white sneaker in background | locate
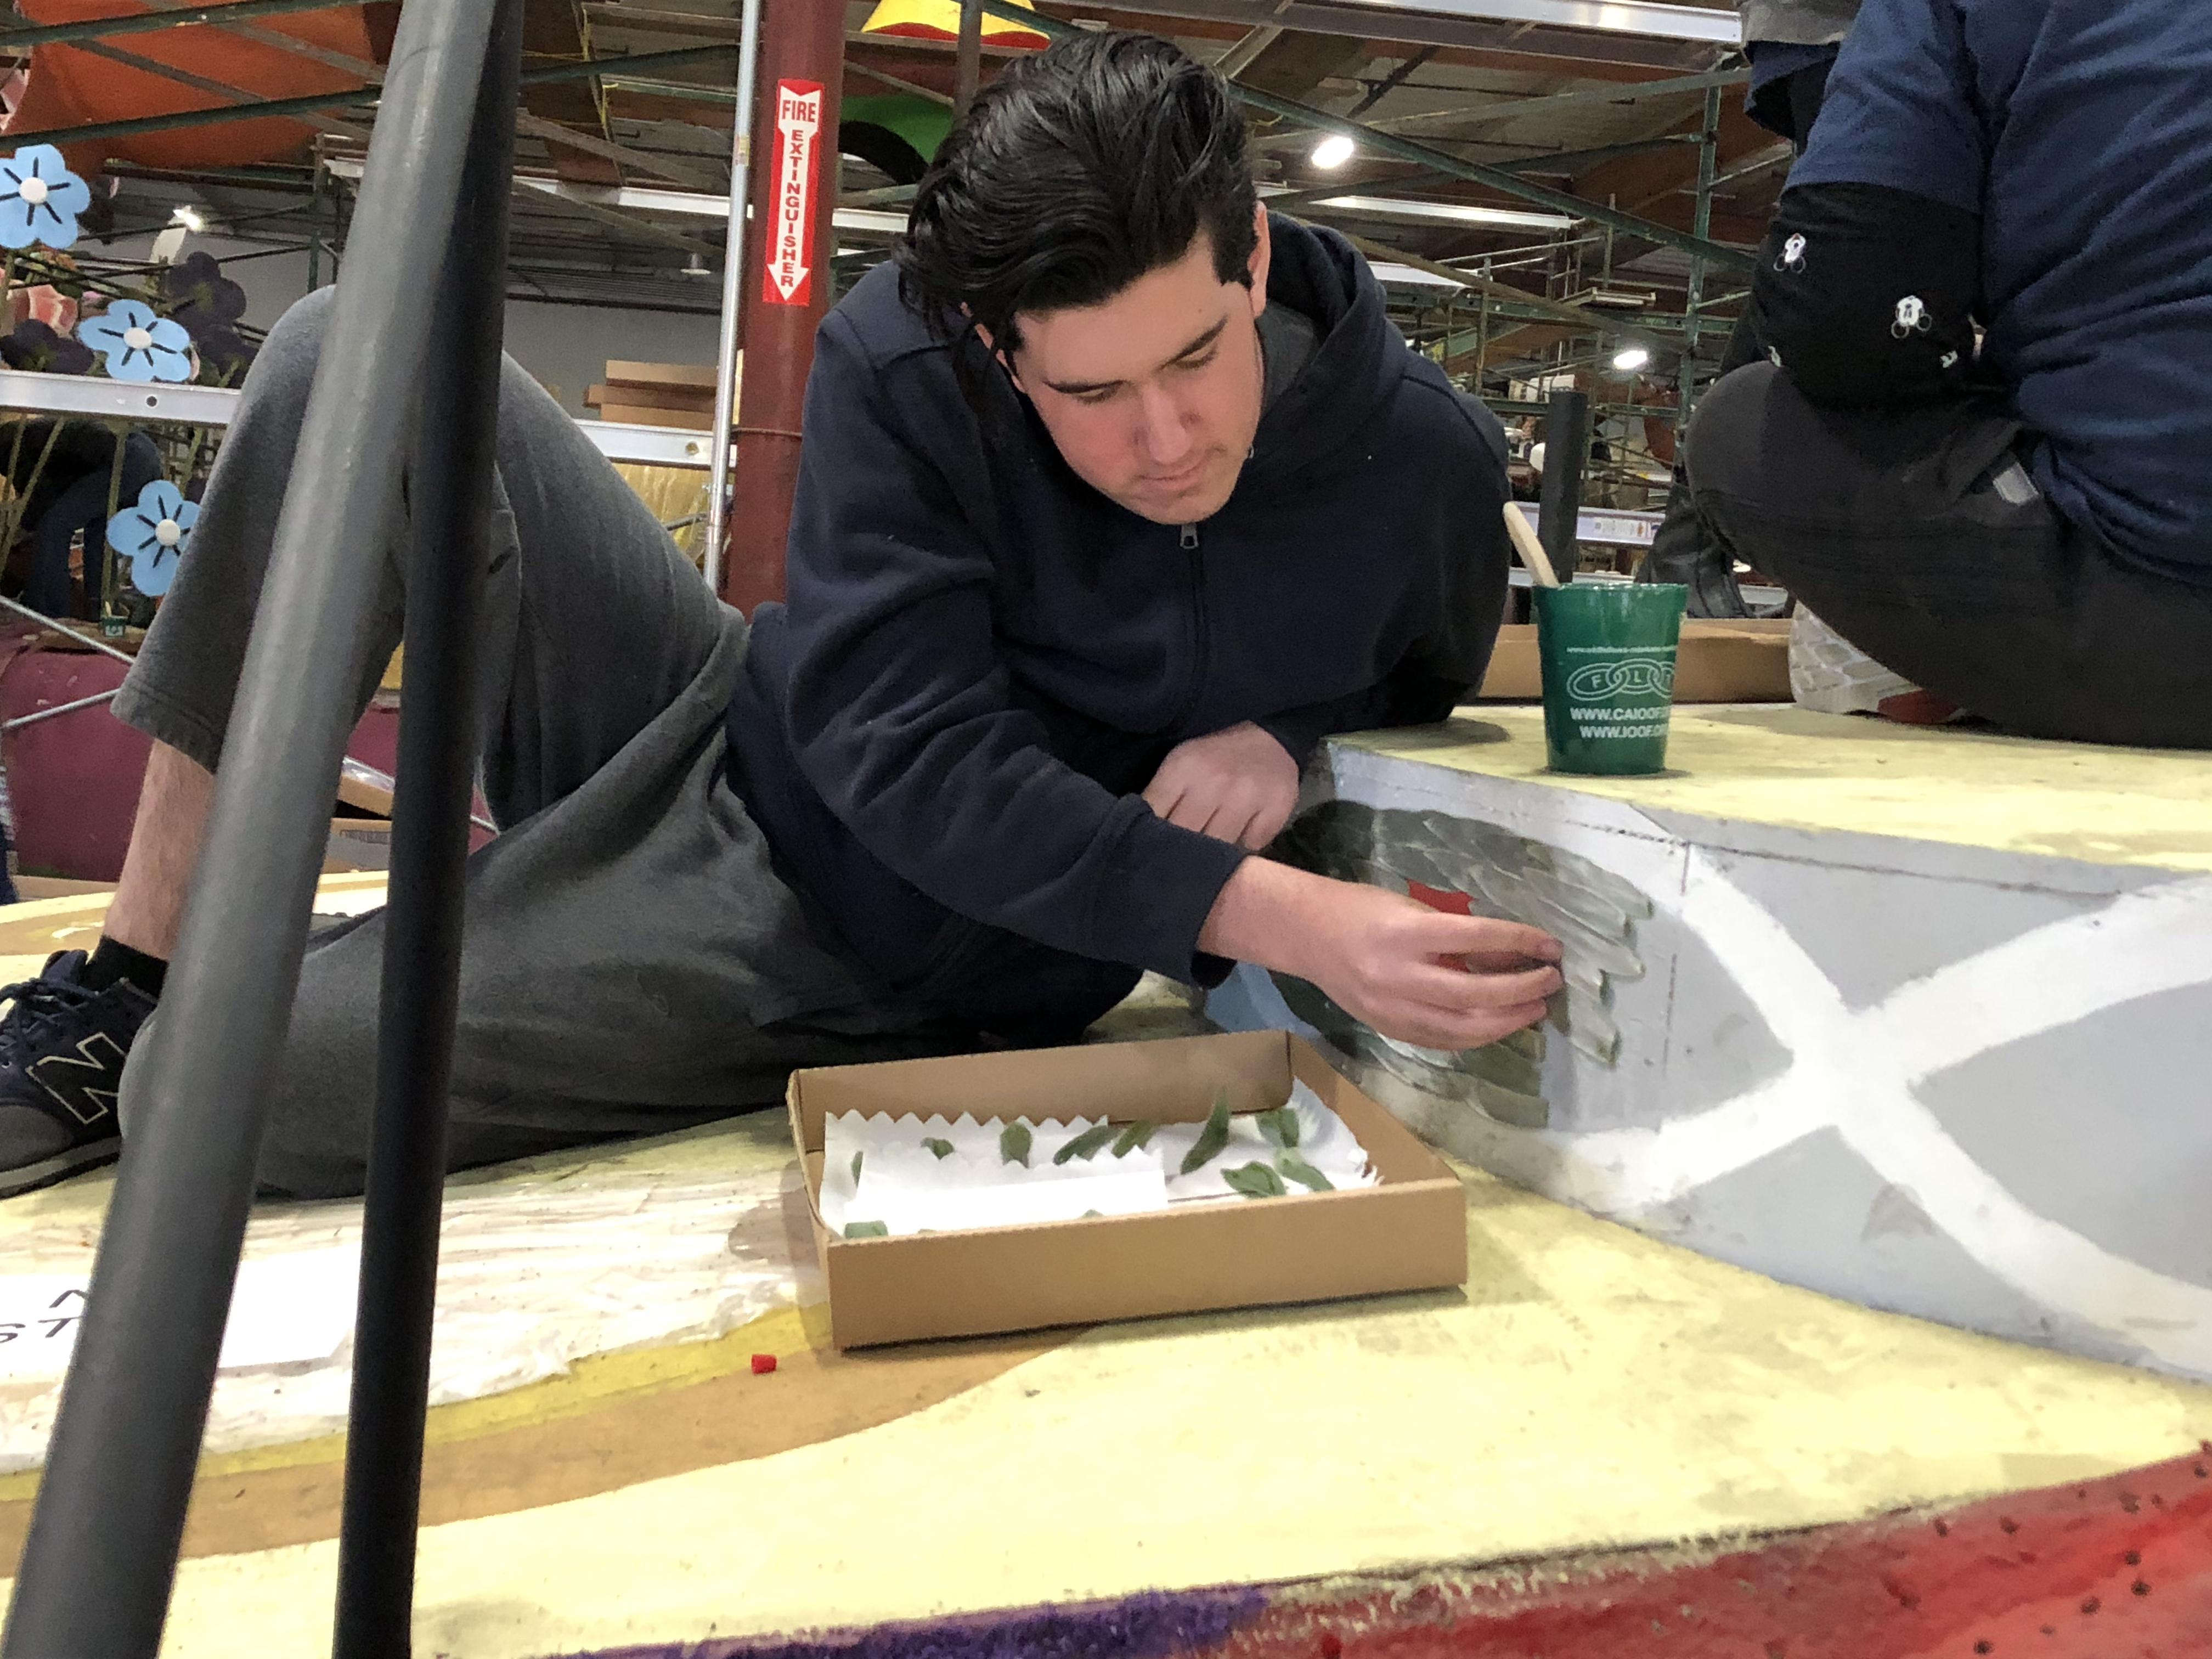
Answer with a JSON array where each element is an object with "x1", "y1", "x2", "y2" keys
[{"x1": 1788, "y1": 606, "x2": 1965, "y2": 725}]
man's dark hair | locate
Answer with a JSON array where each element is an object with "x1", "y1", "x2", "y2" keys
[{"x1": 896, "y1": 30, "x2": 1259, "y2": 358}]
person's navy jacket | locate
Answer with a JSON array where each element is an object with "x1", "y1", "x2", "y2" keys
[{"x1": 725, "y1": 215, "x2": 1509, "y2": 1039}]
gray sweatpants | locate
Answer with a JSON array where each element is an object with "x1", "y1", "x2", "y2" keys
[{"x1": 114, "y1": 290, "x2": 960, "y2": 1199}]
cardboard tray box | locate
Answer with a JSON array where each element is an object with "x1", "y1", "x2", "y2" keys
[
  {"x1": 1477, "y1": 617, "x2": 1792, "y2": 703},
  {"x1": 787, "y1": 1029, "x2": 1468, "y2": 1349}
]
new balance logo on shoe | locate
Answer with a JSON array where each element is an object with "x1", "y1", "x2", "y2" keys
[
  {"x1": 28, "y1": 1031, "x2": 127, "y2": 1126},
  {"x1": 0, "y1": 950, "x2": 154, "y2": 1198}
]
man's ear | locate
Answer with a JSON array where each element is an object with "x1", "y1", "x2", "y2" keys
[
  {"x1": 970, "y1": 320, "x2": 1026, "y2": 394},
  {"x1": 1246, "y1": 202, "x2": 1272, "y2": 318}
]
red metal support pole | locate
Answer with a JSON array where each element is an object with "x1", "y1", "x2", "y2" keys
[{"x1": 720, "y1": 0, "x2": 843, "y2": 613}]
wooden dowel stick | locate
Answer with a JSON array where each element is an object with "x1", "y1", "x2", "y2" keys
[{"x1": 1502, "y1": 502, "x2": 1562, "y2": 589}]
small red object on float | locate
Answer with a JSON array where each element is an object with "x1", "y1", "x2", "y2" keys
[{"x1": 750, "y1": 1353, "x2": 778, "y2": 1375}]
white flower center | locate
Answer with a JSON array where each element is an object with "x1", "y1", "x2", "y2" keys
[
  {"x1": 154, "y1": 518, "x2": 181, "y2": 548},
  {"x1": 123, "y1": 325, "x2": 153, "y2": 351},
  {"x1": 17, "y1": 177, "x2": 47, "y2": 206}
]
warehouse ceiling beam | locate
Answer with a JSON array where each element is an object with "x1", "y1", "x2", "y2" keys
[
  {"x1": 1245, "y1": 64, "x2": 1748, "y2": 149},
  {"x1": 0, "y1": 0, "x2": 348, "y2": 51},
  {"x1": 982, "y1": 0, "x2": 1751, "y2": 270},
  {"x1": 67, "y1": 32, "x2": 373, "y2": 140},
  {"x1": 0, "y1": 86, "x2": 370, "y2": 149},
  {"x1": 0, "y1": 41, "x2": 735, "y2": 150},
  {"x1": 522, "y1": 0, "x2": 622, "y2": 185},
  {"x1": 1494, "y1": 133, "x2": 1696, "y2": 173},
  {"x1": 846, "y1": 58, "x2": 955, "y2": 106},
  {"x1": 528, "y1": 40, "x2": 736, "y2": 84},
  {"x1": 1261, "y1": 165, "x2": 1453, "y2": 216},
  {"x1": 1337, "y1": 227, "x2": 1667, "y2": 348},
  {"x1": 1232, "y1": 86, "x2": 1754, "y2": 268},
  {"x1": 1077, "y1": 0, "x2": 1737, "y2": 48},
  {"x1": 1087, "y1": 0, "x2": 1727, "y2": 71},
  {"x1": 224, "y1": 14, "x2": 725, "y2": 189}
]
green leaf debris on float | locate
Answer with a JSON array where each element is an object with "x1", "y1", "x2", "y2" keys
[
  {"x1": 1000, "y1": 1120, "x2": 1034, "y2": 1167},
  {"x1": 1053, "y1": 1123, "x2": 1118, "y2": 1164},
  {"x1": 1180, "y1": 1090, "x2": 1233, "y2": 1176},
  {"x1": 1278, "y1": 1154, "x2": 1334, "y2": 1192},
  {"x1": 1111, "y1": 1120, "x2": 1158, "y2": 1158},
  {"x1": 1256, "y1": 1106, "x2": 1300, "y2": 1149},
  {"x1": 1222, "y1": 1162, "x2": 1288, "y2": 1199},
  {"x1": 922, "y1": 1137, "x2": 954, "y2": 1160},
  {"x1": 850, "y1": 1150, "x2": 864, "y2": 1183},
  {"x1": 843, "y1": 1220, "x2": 890, "y2": 1238}
]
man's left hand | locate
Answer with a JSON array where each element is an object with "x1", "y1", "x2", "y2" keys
[{"x1": 1142, "y1": 721, "x2": 1300, "y2": 850}]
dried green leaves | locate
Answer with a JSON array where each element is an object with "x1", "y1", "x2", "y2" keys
[
  {"x1": 1278, "y1": 1154, "x2": 1334, "y2": 1192},
  {"x1": 1111, "y1": 1120, "x2": 1158, "y2": 1158},
  {"x1": 1222, "y1": 1162, "x2": 1288, "y2": 1199},
  {"x1": 1053, "y1": 1124, "x2": 1118, "y2": 1165},
  {"x1": 923, "y1": 1137, "x2": 954, "y2": 1160},
  {"x1": 843, "y1": 1220, "x2": 889, "y2": 1239},
  {"x1": 1180, "y1": 1090, "x2": 1233, "y2": 1175},
  {"x1": 999, "y1": 1120, "x2": 1033, "y2": 1167},
  {"x1": 1256, "y1": 1107, "x2": 1301, "y2": 1149}
]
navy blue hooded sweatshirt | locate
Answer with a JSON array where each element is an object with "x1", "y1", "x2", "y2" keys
[{"x1": 724, "y1": 216, "x2": 1509, "y2": 1039}]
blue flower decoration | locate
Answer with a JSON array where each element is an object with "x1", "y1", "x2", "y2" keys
[
  {"x1": 78, "y1": 300, "x2": 193, "y2": 384},
  {"x1": 0, "y1": 146, "x2": 91, "y2": 250},
  {"x1": 105, "y1": 479, "x2": 197, "y2": 596}
]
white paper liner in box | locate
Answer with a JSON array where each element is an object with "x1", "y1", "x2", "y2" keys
[
  {"x1": 1156, "y1": 1079, "x2": 1375, "y2": 1201},
  {"x1": 820, "y1": 1080, "x2": 1375, "y2": 1238}
]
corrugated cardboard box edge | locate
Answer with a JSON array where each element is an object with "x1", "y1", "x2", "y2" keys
[
  {"x1": 1479, "y1": 617, "x2": 1792, "y2": 702},
  {"x1": 787, "y1": 1029, "x2": 1469, "y2": 1349}
]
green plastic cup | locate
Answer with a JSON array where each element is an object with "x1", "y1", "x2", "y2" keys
[{"x1": 1532, "y1": 582, "x2": 1688, "y2": 776}]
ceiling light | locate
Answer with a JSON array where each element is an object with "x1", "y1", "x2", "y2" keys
[
  {"x1": 171, "y1": 205, "x2": 204, "y2": 232},
  {"x1": 1611, "y1": 346, "x2": 1652, "y2": 373},
  {"x1": 1310, "y1": 133, "x2": 1356, "y2": 170},
  {"x1": 1273, "y1": 193, "x2": 1577, "y2": 232}
]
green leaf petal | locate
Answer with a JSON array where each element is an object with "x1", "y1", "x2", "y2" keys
[
  {"x1": 1053, "y1": 1123, "x2": 1118, "y2": 1164},
  {"x1": 1222, "y1": 1161, "x2": 1288, "y2": 1199},
  {"x1": 1278, "y1": 1154, "x2": 1334, "y2": 1192},
  {"x1": 850, "y1": 1150, "x2": 864, "y2": 1182},
  {"x1": 922, "y1": 1137, "x2": 954, "y2": 1160},
  {"x1": 1111, "y1": 1120, "x2": 1158, "y2": 1158},
  {"x1": 843, "y1": 1220, "x2": 889, "y2": 1239},
  {"x1": 999, "y1": 1120, "x2": 1033, "y2": 1167},
  {"x1": 1180, "y1": 1089, "x2": 1233, "y2": 1176},
  {"x1": 1256, "y1": 1107, "x2": 1301, "y2": 1149}
]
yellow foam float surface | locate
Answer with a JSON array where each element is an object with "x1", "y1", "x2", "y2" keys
[
  {"x1": 1348, "y1": 704, "x2": 2212, "y2": 871},
  {"x1": 4, "y1": 850, "x2": 2212, "y2": 1655}
]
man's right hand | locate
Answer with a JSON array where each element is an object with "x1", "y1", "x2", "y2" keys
[{"x1": 1198, "y1": 859, "x2": 1563, "y2": 1052}]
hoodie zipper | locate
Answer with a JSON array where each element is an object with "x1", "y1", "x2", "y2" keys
[{"x1": 1173, "y1": 522, "x2": 1207, "y2": 728}]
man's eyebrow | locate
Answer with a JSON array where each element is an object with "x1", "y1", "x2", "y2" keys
[{"x1": 1041, "y1": 318, "x2": 1229, "y2": 396}]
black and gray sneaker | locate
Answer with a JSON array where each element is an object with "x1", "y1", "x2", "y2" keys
[{"x1": 0, "y1": 950, "x2": 155, "y2": 1199}]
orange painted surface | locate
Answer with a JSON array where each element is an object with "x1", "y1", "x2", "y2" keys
[{"x1": 6, "y1": 0, "x2": 396, "y2": 175}]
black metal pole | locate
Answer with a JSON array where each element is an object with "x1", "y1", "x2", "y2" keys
[
  {"x1": 1537, "y1": 387, "x2": 1592, "y2": 583},
  {"x1": 0, "y1": 1, "x2": 501, "y2": 1654},
  {"x1": 953, "y1": 0, "x2": 983, "y2": 119},
  {"x1": 331, "y1": 1, "x2": 518, "y2": 1653}
]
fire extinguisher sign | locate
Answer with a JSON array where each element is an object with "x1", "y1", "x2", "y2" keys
[{"x1": 763, "y1": 78, "x2": 825, "y2": 307}]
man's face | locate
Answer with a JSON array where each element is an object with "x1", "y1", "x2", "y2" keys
[{"x1": 986, "y1": 208, "x2": 1271, "y2": 527}]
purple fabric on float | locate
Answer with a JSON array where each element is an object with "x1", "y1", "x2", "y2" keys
[{"x1": 569, "y1": 1586, "x2": 1266, "y2": 1659}]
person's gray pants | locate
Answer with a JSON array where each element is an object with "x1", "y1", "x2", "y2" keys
[
  {"x1": 1684, "y1": 362, "x2": 2212, "y2": 751},
  {"x1": 114, "y1": 290, "x2": 961, "y2": 1199}
]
